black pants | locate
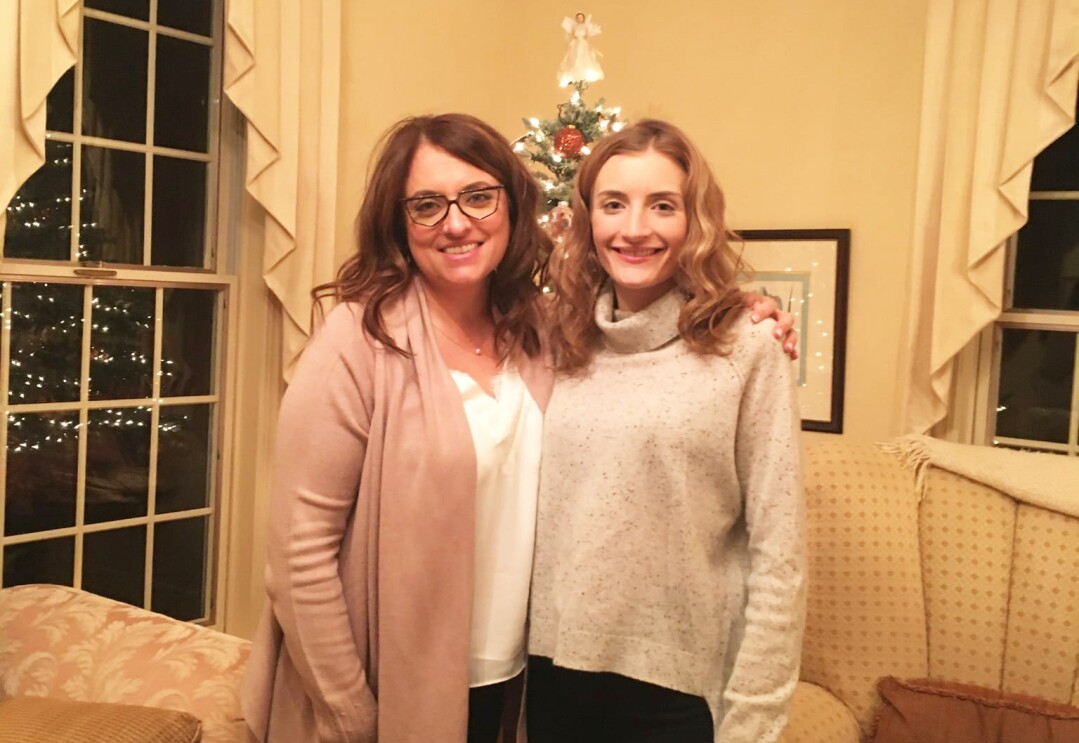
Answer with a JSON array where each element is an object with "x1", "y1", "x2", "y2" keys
[
  {"x1": 526, "y1": 655, "x2": 714, "y2": 743},
  {"x1": 468, "y1": 676, "x2": 512, "y2": 743}
]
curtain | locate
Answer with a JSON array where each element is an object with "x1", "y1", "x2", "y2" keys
[
  {"x1": 0, "y1": 0, "x2": 79, "y2": 235},
  {"x1": 223, "y1": 0, "x2": 342, "y2": 380},
  {"x1": 897, "y1": 0, "x2": 1079, "y2": 434},
  {"x1": 221, "y1": 0, "x2": 343, "y2": 635}
]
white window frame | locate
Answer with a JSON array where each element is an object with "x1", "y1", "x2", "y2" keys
[
  {"x1": 0, "y1": 0, "x2": 240, "y2": 628},
  {"x1": 967, "y1": 190, "x2": 1079, "y2": 453}
]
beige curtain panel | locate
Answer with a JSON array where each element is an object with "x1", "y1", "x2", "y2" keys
[
  {"x1": 224, "y1": 0, "x2": 342, "y2": 381},
  {"x1": 0, "y1": 0, "x2": 79, "y2": 236},
  {"x1": 898, "y1": 0, "x2": 1079, "y2": 434}
]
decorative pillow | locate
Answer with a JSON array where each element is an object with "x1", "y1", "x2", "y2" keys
[
  {"x1": 870, "y1": 676, "x2": 1079, "y2": 743},
  {"x1": 0, "y1": 696, "x2": 201, "y2": 743}
]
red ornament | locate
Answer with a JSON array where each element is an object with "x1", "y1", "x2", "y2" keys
[{"x1": 553, "y1": 126, "x2": 586, "y2": 157}]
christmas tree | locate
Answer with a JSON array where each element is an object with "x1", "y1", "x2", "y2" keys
[
  {"x1": 514, "y1": 82, "x2": 627, "y2": 214},
  {"x1": 515, "y1": 13, "x2": 627, "y2": 249}
]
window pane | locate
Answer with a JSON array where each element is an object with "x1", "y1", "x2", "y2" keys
[
  {"x1": 158, "y1": 0, "x2": 213, "y2": 36},
  {"x1": 85, "y1": 0, "x2": 149, "y2": 21},
  {"x1": 9, "y1": 282, "x2": 83, "y2": 404},
  {"x1": 162, "y1": 289, "x2": 216, "y2": 396},
  {"x1": 82, "y1": 19, "x2": 147, "y2": 144},
  {"x1": 154, "y1": 36, "x2": 211, "y2": 152},
  {"x1": 83, "y1": 525, "x2": 146, "y2": 607},
  {"x1": 47, "y1": 69, "x2": 75, "y2": 133},
  {"x1": 157, "y1": 404, "x2": 212, "y2": 513},
  {"x1": 1030, "y1": 123, "x2": 1078, "y2": 192},
  {"x1": 151, "y1": 157, "x2": 207, "y2": 267},
  {"x1": 90, "y1": 286, "x2": 154, "y2": 400},
  {"x1": 80, "y1": 146, "x2": 145, "y2": 264},
  {"x1": 4, "y1": 140, "x2": 73, "y2": 260},
  {"x1": 3, "y1": 537, "x2": 75, "y2": 587},
  {"x1": 1011, "y1": 200, "x2": 1079, "y2": 311},
  {"x1": 5, "y1": 412, "x2": 79, "y2": 535},
  {"x1": 85, "y1": 407, "x2": 151, "y2": 524},
  {"x1": 151, "y1": 516, "x2": 207, "y2": 620},
  {"x1": 995, "y1": 328, "x2": 1075, "y2": 444}
]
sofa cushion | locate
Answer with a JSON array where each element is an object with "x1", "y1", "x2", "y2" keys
[
  {"x1": 919, "y1": 467, "x2": 1016, "y2": 688},
  {"x1": 0, "y1": 696, "x2": 201, "y2": 743},
  {"x1": 800, "y1": 442, "x2": 928, "y2": 730},
  {"x1": 1004, "y1": 504, "x2": 1079, "y2": 705},
  {"x1": 870, "y1": 676, "x2": 1079, "y2": 743}
]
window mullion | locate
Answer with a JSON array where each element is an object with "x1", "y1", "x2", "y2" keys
[
  {"x1": 972, "y1": 324, "x2": 998, "y2": 445},
  {"x1": 0, "y1": 283, "x2": 10, "y2": 579},
  {"x1": 74, "y1": 285, "x2": 92, "y2": 589},
  {"x1": 1069, "y1": 335, "x2": 1079, "y2": 456},
  {"x1": 70, "y1": 13, "x2": 85, "y2": 264},
  {"x1": 145, "y1": 286, "x2": 164, "y2": 609},
  {"x1": 144, "y1": 0, "x2": 158, "y2": 268}
]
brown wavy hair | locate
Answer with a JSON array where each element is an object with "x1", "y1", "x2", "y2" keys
[
  {"x1": 313, "y1": 113, "x2": 550, "y2": 359},
  {"x1": 543, "y1": 118, "x2": 747, "y2": 373}
]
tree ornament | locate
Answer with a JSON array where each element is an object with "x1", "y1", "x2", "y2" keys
[
  {"x1": 558, "y1": 13, "x2": 604, "y2": 87},
  {"x1": 554, "y1": 126, "x2": 586, "y2": 157},
  {"x1": 544, "y1": 203, "x2": 574, "y2": 242}
]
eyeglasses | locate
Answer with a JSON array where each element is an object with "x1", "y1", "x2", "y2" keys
[{"x1": 400, "y1": 186, "x2": 505, "y2": 227}]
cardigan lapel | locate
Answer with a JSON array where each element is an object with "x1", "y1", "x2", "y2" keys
[{"x1": 374, "y1": 280, "x2": 476, "y2": 742}]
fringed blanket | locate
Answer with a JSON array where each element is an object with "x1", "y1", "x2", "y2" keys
[{"x1": 880, "y1": 435, "x2": 1079, "y2": 518}]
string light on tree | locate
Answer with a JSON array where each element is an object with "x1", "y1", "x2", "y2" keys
[{"x1": 515, "y1": 83, "x2": 627, "y2": 215}]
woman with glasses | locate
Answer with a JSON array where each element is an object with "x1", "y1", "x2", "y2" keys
[
  {"x1": 527, "y1": 119, "x2": 806, "y2": 743},
  {"x1": 242, "y1": 113, "x2": 797, "y2": 743}
]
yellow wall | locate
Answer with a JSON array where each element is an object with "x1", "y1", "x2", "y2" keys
[{"x1": 337, "y1": 0, "x2": 929, "y2": 442}]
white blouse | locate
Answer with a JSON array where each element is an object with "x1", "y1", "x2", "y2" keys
[{"x1": 450, "y1": 365, "x2": 544, "y2": 687}]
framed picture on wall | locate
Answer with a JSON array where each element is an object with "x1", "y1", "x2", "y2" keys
[{"x1": 738, "y1": 229, "x2": 850, "y2": 433}]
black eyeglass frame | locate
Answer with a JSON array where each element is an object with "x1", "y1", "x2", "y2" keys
[{"x1": 400, "y1": 185, "x2": 506, "y2": 227}]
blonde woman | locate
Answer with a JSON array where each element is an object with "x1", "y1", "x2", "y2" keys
[{"x1": 529, "y1": 119, "x2": 806, "y2": 743}]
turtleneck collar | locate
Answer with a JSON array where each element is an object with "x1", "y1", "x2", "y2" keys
[{"x1": 594, "y1": 282, "x2": 684, "y2": 354}]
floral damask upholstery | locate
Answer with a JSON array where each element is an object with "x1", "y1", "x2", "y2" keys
[
  {"x1": 0, "y1": 583, "x2": 250, "y2": 743},
  {"x1": 778, "y1": 439, "x2": 1079, "y2": 742}
]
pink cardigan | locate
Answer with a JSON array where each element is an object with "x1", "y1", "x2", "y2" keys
[{"x1": 242, "y1": 280, "x2": 553, "y2": 742}]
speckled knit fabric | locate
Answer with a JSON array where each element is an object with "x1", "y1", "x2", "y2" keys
[{"x1": 529, "y1": 285, "x2": 806, "y2": 743}]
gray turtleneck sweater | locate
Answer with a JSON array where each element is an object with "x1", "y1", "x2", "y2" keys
[{"x1": 528, "y1": 286, "x2": 806, "y2": 743}]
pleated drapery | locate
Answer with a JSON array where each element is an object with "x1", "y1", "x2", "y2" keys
[
  {"x1": 897, "y1": 0, "x2": 1079, "y2": 434},
  {"x1": 0, "y1": 0, "x2": 79, "y2": 235},
  {"x1": 224, "y1": 0, "x2": 342, "y2": 380}
]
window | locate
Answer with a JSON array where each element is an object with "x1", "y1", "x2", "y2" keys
[
  {"x1": 975, "y1": 107, "x2": 1079, "y2": 454},
  {"x1": 0, "y1": 0, "x2": 232, "y2": 623}
]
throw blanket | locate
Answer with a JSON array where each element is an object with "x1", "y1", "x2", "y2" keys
[{"x1": 881, "y1": 435, "x2": 1079, "y2": 519}]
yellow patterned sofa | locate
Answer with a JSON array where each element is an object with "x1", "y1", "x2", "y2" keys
[
  {"x1": 0, "y1": 583, "x2": 250, "y2": 742},
  {"x1": 779, "y1": 438, "x2": 1079, "y2": 742}
]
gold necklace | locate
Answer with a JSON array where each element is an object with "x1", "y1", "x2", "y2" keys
[{"x1": 433, "y1": 322, "x2": 491, "y2": 356}]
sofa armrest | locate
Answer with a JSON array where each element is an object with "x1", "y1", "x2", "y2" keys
[
  {"x1": 778, "y1": 681, "x2": 862, "y2": 743},
  {"x1": 0, "y1": 584, "x2": 250, "y2": 743}
]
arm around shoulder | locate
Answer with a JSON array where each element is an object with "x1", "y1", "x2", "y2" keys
[{"x1": 720, "y1": 321, "x2": 807, "y2": 743}]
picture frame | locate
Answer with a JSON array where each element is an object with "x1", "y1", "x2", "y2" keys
[{"x1": 739, "y1": 229, "x2": 850, "y2": 434}]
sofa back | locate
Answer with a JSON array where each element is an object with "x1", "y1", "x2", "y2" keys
[
  {"x1": 919, "y1": 466, "x2": 1079, "y2": 705},
  {"x1": 800, "y1": 439, "x2": 1079, "y2": 732}
]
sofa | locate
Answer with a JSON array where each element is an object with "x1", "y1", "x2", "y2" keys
[
  {"x1": 0, "y1": 583, "x2": 250, "y2": 742},
  {"x1": 779, "y1": 438, "x2": 1079, "y2": 742},
  {"x1": 2, "y1": 438, "x2": 1075, "y2": 742}
]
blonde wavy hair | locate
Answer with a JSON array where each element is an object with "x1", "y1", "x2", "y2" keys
[{"x1": 544, "y1": 118, "x2": 747, "y2": 372}]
